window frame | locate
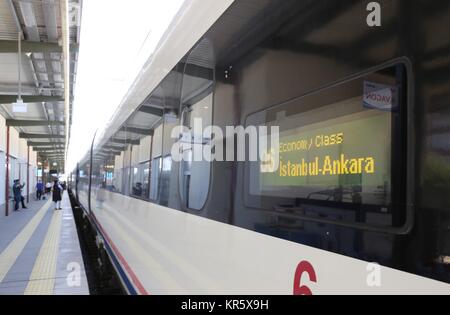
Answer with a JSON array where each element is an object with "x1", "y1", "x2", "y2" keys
[{"x1": 242, "y1": 58, "x2": 414, "y2": 235}]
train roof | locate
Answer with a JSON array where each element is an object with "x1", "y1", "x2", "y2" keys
[{"x1": 91, "y1": 0, "x2": 234, "y2": 155}]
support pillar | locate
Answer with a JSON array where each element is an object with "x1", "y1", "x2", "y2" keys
[
  {"x1": 5, "y1": 126, "x2": 10, "y2": 216},
  {"x1": 27, "y1": 145, "x2": 30, "y2": 203}
]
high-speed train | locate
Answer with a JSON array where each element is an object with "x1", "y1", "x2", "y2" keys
[{"x1": 69, "y1": 0, "x2": 450, "y2": 294}]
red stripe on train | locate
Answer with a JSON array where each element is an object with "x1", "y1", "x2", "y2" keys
[{"x1": 91, "y1": 213, "x2": 149, "y2": 295}]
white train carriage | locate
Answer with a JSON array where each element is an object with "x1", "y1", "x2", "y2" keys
[{"x1": 69, "y1": 0, "x2": 450, "y2": 294}]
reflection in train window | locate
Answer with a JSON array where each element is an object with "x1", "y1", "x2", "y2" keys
[
  {"x1": 178, "y1": 38, "x2": 215, "y2": 211},
  {"x1": 106, "y1": 86, "x2": 167, "y2": 202},
  {"x1": 245, "y1": 63, "x2": 408, "y2": 228},
  {"x1": 103, "y1": 163, "x2": 115, "y2": 191},
  {"x1": 95, "y1": 144, "x2": 117, "y2": 193},
  {"x1": 130, "y1": 135, "x2": 152, "y2": 198},
  {"x1": 149, "y1": 121, "x2": 164, "y2": 201},
  {"x1": 159, "y1": 155, "x2": 173, "y2": 206},
  {"x1": 150, "y1": 157, "x2": 161, "y2": 200},
  {"x1": 94, "y1": 140, "x2": 121, "y2": 194},
  {"x1": 158, "y1": 105, "x2": 181, "y2": 207},
  {"x1": 131, "y1": 162, "x2": 150, "y2": 198},
  {"x1": 121, "y1": 146, "x2": 132, "y2": 195},
  {"x1": 78, "y1": 163, "x2": 89, "y2": 187},
  {"x1": 113, "y1": 152, "x2": 123, "y2": 194},
  {"x1": 78, "y1": 161, "x2": 90, "y2": 195}
]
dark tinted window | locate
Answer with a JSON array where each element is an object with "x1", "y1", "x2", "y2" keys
[{"x1": 245, "y1": 63, "x2": 408, "y2": 228}]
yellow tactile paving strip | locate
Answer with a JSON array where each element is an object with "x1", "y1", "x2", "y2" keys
[
  {"x1": 0, "y1": 200, "x2": 52, "y2": 283},
  {"x1": 24, "y1": 209, "x2": 62, "y2": 295}
]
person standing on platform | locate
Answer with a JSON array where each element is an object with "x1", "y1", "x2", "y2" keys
[
  {"x1": 45, "y1": 182, "x2": 52, "y2": 195},
  {"x1": 36, "y1": 180, "x2": 44, "y2": 200},
  {"x1": 13, "y1": 180, "x2": 27, "y2": 211},
  {"x1": 52, "y1": 180, "x2": 63, "y2": 210}
]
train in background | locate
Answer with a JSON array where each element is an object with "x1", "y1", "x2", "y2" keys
[{"x1": 69, "y1": 0, "x2": 450, "y2": 294}]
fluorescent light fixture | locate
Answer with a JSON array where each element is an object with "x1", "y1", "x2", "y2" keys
[
  {"x1": 67, "y1": 0, "x2": 184, "y2": 172},
  {"x1": 13, "y1": 99, "x2": 27, "y2": 113}
]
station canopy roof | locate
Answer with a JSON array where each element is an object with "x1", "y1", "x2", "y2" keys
[{"x1": 0, "y1": 0, "x2": 81, "y2": 170}]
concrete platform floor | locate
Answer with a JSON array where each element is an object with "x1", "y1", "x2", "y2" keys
[{"x1": 0, "y1": 192, "x2": 89, "y2": 295}]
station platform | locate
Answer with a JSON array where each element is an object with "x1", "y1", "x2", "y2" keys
[{"x1": 0, "y1": 192, "x2": 89, "y2": 295}]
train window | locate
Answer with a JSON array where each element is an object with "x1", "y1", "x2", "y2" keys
[
  {"x1": 105, "y1": 87, "x2": 166, "y2": 203},
  {"x1": 149, "y1": 157, "x2": 161, "y2": 200},
  {"x1": 159, "y1": 154, "x2": 173, "y2": 206},
  {"x1": 77, "y1": 158, "x2": 91, "y2": 210},
  {"x1": 149, "y1": 120, "x2": 164, "y2": 201},
  {"x1": 91, "y1": 147, "x2": 109, "y2": 211},
  {"x1": 121, "y1": 145, "x2": 132, "y2": 196},
  {"x1": 130, "y1": 135, "x2": 152, "y2": 199},
  {"x1": 155, "y1": 67, "x2": 184, "y2": 208},
  {"x1": 158, "y1": 111, "x2": 179, "y2": 207},
  {"x1": 78, "y1": 162, "x2": 90, "y2": 188},
  {"x1": 178, "y1": 38, "x2": 215, "y2": 211},
  {"x1": 245, "y1": 63, "x2": 408, "y2": 229},
  {"x1": 113, "y1": 150, "x2": 124, "y2": 194},
  {"x1": 131, "y1": 161, "x2": 150, "y2": 198},
  {"x1": 102, "y1": 160, "x2": 115, "y2": 190}
]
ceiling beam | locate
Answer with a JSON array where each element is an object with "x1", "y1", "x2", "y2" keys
[
  {"x1": 20, "y1": 133, "x2": 65, "y2": 139},
  {"x1": 28, "y1": 141, "x2": 64, "y2": 147},
  {"x1": 178, "y1": 62, "x2": 214, "y2": 81},
  {"x1": 33, "y1": 147, "x2": 64, "y2": 151},
  {"x1": 33, "y1": 145, "x2": 64, "y2": 149},
  {"x1": 0, "y1": 84, "x2": 37, "y2": 95},
  {"x1": 0, "y1": 95, "x2": 64, "y2": 104},
  {"x1": 101, "y1": 147, "x2": 123, "y2": 152},
  {"x1": 7, "y1": 120, "x2": 65, "y2": 127},
  {"x1": 99, "y1": 150, "x2": 122, "y2": 156},
  {"x1": 138, "y1": 106, "x2": 164, "y2": 117},
  {"x1": 0, "y1": 40, "x2": 79, "y2": 53},
  {"x1": 103, "y1": 145, "x2": 126, "y2": 151},
  {"x1": 32, "y1": 145, "x2": 65, "y2": 149},
  {"x1": 111, "y1": 138, "x2": 140, "y2": 146},
  {"x1": 37, "y1": 154, "x2": 64, "y2": 157},
  {"x1": 39, "y1": 159, "x2": 65, "y2": 161},
  {"x1": 36, "y1": 154, "x2": 64, "y2": 158},
  {"x1": 40, "y1": 160, "x2": 64, "y2": 162},
  {"x1": 120, "y1": 126, "x2": 154, "y2": 136},
  {"x1": 39, "y1": 157, "x2": 64, "y2": 160}
]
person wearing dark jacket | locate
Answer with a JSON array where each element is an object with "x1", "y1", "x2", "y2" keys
[
  {"x1": 36, "y1": 180, "x2": 44, "y2": 200},
  {"x1": 52, "y1": 180, "x2": 63, "y2": 210},
  {"x1": 13, "y1": 180, "x2": 27, "y2": 211}
]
